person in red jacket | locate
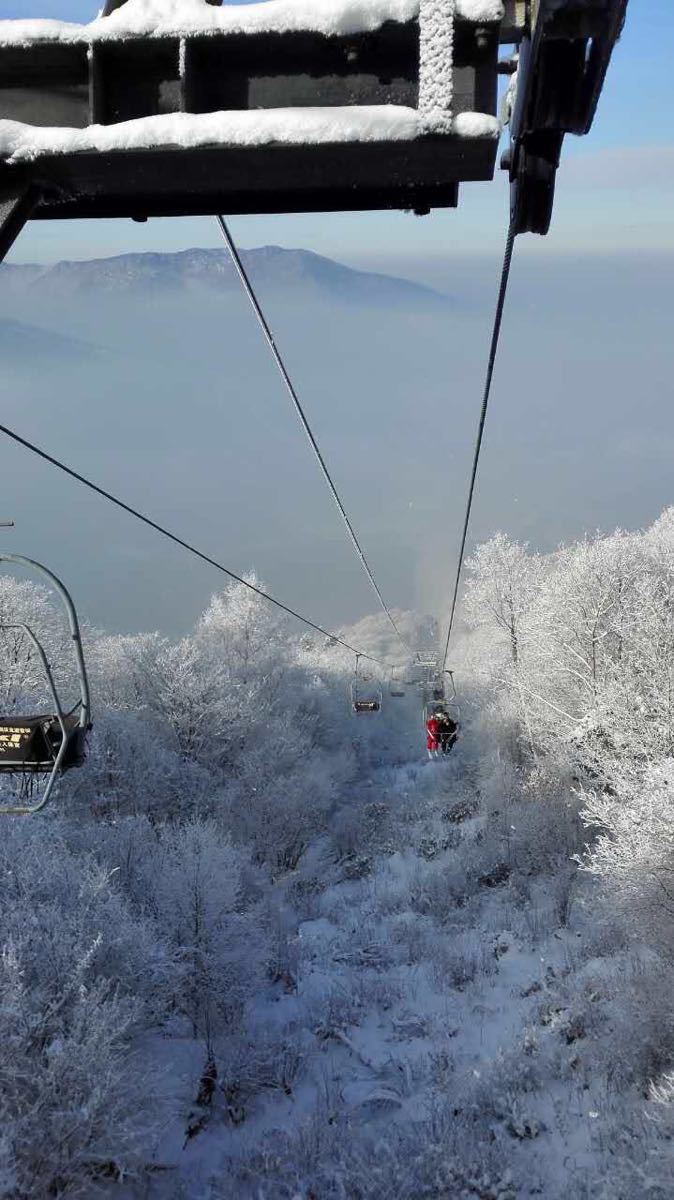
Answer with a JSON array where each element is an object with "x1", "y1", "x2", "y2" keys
[{"x1": 426, "y1": 712, "x2": 440, "y2": 758}]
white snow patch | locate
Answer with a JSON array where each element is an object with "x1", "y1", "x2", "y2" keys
[
  {"x1": 0, "y1": 108, "x2": 419, "y2": 160},
  {"x1": 458, "y1": 0, "x2": 504, "y2": 16},
  {"x1": 452, "y1": 110, "x2": 501, "y2": 137},
  {"x1": 0, "y1": 106, "x2": 498, "y2": 162},
  {"x1": 0, "y1": 0, "x2": 504, "y2": 46}
]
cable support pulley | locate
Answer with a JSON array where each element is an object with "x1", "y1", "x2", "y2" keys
[
  {"x1": 440, "y1": 220, "x2": 517, "y2": 674},
  {"x1": 0, "y1": 422, "x2": 395, "y2": 672},
  {"x1": 215, "y1": 215, "x2": 413, "y2": 660}
]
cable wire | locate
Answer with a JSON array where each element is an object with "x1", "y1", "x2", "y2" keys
[
  {"x1": 0, "y1": 422, "x2": 391, "y2": 668},
  {"x1": 215, "y1": 215, "x2": 413, "y2": 658},
  {"x1": 440, "y1": 221, "x2": 517, "y2": 673}
]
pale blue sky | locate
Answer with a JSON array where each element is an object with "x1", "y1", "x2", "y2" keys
[{"x1": 3, "y1": 0, "x2": 671, "y2": 265}]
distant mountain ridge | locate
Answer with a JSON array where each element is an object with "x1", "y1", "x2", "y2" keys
[{"x1": 0, "y1": 246, "x2": 449, "y2": 308}]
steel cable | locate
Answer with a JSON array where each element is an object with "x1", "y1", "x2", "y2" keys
[
  {"x1": 0, "y1": 422, "x2": 392, "y2": 668},
  {"x1": 440, "y1": 221, "x2": 517, "y2": 673},
  {"x1": 216, "y1": 215, "x2": 413, "y2": 659}
]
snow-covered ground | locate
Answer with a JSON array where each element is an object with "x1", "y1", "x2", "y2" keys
[{"x1": 131, "y1": 738, "x2": 664, "y2": 1198}]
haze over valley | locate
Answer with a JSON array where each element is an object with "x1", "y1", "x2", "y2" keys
[{"x1": 0, "y1": 241, "x2": 669, "y2": 635}]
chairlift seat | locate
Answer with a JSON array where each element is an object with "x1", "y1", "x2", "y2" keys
[
  {"x1": 0, "y1": 713, "x2": 85, "y2": 772},
  {"x1": 0, "y1": 556, "x2": 91, "y2": 815},
  {"x1": 354, "y1": 700, "x2": 381, "y2": 713}
]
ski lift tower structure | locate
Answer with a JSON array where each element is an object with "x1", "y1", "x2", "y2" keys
[{"x1": 0, "y1": 0, "x2": 627, "y2": 260}]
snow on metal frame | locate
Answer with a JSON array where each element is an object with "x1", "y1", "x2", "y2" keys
[
  {"x1": 0, "y1": 0, "x2": 502, "y2": 161},
  {"x1": 0, "y1": 0, "x2": 505, "y2": 45},
  {"x1": 419, "y1": 0, "x2": 455, "y2": 134},
  {"x1": 0, "y1": 107, "x2": 500, "y2": 164}
]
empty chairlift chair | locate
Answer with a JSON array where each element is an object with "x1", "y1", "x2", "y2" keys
[
  {"x1": 0, "y1": 555, "x2": 91, "y2": 815},
  {"x1": 389, "y1": 673, "x2": 406, "y2": 698},
  {"x1": 351, "y1": 655, "x2": 383, "y2": 714}
]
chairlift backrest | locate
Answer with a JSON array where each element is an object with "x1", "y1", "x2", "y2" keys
[
  {"x1": 424, "y1": 698, "x2": 460, "y2": 726},
  {"x1": 416, "y1": 652, "x2": 437, "y2": 667}
]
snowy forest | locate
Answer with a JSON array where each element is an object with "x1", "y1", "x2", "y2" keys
[{"x1": 2, "y1": 510, "x2": 674, "y2": 1198}]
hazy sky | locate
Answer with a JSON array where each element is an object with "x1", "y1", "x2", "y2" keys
[{"x1": 0, "y1": 0, "x2": 672, "y2": 641}]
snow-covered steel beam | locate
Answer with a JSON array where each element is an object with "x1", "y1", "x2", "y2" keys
[
  {"x1": 0, "y1": 0, "x2": 628, "y2": 255},
  {"x1": 0, "y1": 0, "x2": 502, "y2": 255}
]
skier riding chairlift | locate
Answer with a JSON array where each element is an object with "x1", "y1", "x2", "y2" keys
[
  {"x1": 426, "y1": 710, "x2": 441, "y2": 758},
  {"x1": 425, "y1": 705, "x2": 458, "y2": 759}
]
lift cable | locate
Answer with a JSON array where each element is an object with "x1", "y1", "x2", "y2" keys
[
  {"x1": 0, "y1": 422, "x2": 395, "y2": 670},
  {"x1": 215, "y1": 215, "x2": 414, "y2": 659},
  {"x1": 440, "y1": 220, "x2": 517, "y2": 674}
]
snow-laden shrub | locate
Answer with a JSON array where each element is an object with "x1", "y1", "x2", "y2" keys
[
  {"x1": 0, "y1": 951, "x2": 146, "y2": 1199},
  {"x1": 68, "y1": 707, "x2": 213, "y2": 818},
  {"x1": 222, "y1": 745, "x2": 352, "y2": 874},
  {"x1": 430, "y1": 928, "x2": 497, "y2": 990},
  {"x1": 406, "y1": 856, "x2": 470, "y2": 920},
  {"x1": 462, "y1": 513, "x2": 674, "y2": 972},
  {"x1": 218, "y1": 1021, "x2": 307, "y2": 1109},
  {"x1": 222, "y1": 1102, "x2": 519, "y2": 1199},
  {"x1": 0, "y1": 822, "x2": 168, "y2": 1006},
  {"x1": 0, "y1": 824, "x2": 163, "y2": 1196},
  {"x1": 328, "y1": 787, "x2": 397, "y2": 863},
  {"x1": 135, "y1": 818, "x2": 270, "y2": 1044},
  {"x1": 582, "y1": 951, "x2": 674, "y2": 1090},
  {"x1": 581, "y1": 761, "x2": 674, "y2": 959}
]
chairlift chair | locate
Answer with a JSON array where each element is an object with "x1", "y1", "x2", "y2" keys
[
  {"x1": 416, "y1": 651, "x2": 437, "y2": 668},
  {"x1": 424, "y1": 668, "x2": 460, "y2": 749},
  {"x1": 0, "y1": 555, "x2": 91, "y2": 815},
  {"x1": 389, "y1": 674, "x2": 405, "y2": 698},
  {"x1": 351, "y1": 654, "x2": 382, "y2": 715},
  {"x1": 423, "y1": 700, "x2": 459, "y2": 756}
]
